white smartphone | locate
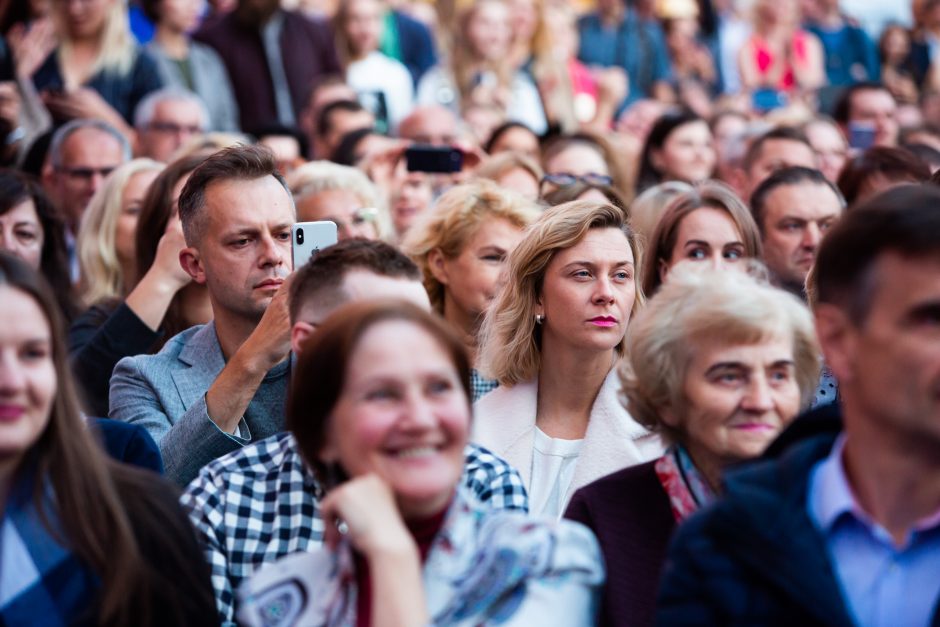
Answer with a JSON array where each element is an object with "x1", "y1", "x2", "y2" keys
[{"x1": 291, "y1": 221, "x2": 337, "y2": 270}]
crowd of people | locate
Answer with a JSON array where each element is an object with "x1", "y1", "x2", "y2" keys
[{"x1": 0, "y1": 0, "x2": 939, "y2": 625}]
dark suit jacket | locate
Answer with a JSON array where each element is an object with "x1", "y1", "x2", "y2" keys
[
  {"x1": 92, "y1": 418, "x2": 163, "y2": 474},
  {"x1": 194, "y1": 10, "x2": 340, "y2": 133},
  {"x1": 565, "y1": 460, "x2": 675, "y2": 627}
]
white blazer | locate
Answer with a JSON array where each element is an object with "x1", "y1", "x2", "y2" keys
[{"x1": 472, "y1": 368, "x2": 664, "y2": 512}]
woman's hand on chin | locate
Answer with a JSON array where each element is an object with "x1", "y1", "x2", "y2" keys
[{"x1": 321, "y1": 474, "x2": 417, "y2": 559}]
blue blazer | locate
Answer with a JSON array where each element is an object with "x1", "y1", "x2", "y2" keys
[{"x1": 109, "y1": 323, "x2": 286, "y2": 486}]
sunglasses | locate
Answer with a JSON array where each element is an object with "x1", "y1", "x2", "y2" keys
[{"x1": 540, "y1": 172, "x2": 614, "y2": 189}]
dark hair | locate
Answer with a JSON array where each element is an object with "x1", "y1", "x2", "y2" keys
[
  {"x1": 902, "y1": 142, "x2": 940, "y2": 171},
  {"x1": 541, "y1": 181, "x2": 629, "y2": 213},
  {"x1": 288, "y1": 238, "x2": 421, "y2": 322},
  {"x1": 750, "y1": 166, "x2": 846, "y2": 233},
  {"x1": 832, "y1": 82, "x2": 892, "y2": 124},
  {"x1": 287, "y1": 300, "x2": 471, "y2": 490},
  {"x1": 19, "y1": 129, "x2": 54, "y2": 179},
  {"x1": 316, "y1": 99, "x2": 369, "y2": 139},
  {"x1": 0, "y1": 170, "x2": 78, "y2": 322},
  {"x1": 139, "y1": 0, "x2": 161, "y2": 24},
  {"x1": 742, "y1": 126, "x2": 813, "y2": 173},
  {"x1": 484, "y1": 121, "x2": 539, "y2": 154},
  {"x1": 331, "y1": 127, "x2": 379, "y2": 166},
  {"x1": 815, "y1": 184, "x2": 940, "y2": 323},
  {"x1": 134, "y1": 153, "x2": 208, "y2": 348},
  {"x1": 178, "y1": 144, "x2": 289, "y2": 245},
  {"x1": 836, "y1": 146, "x2": 930, "y2": 206},
  {"x1": 0, "y1": 252, "x2": 146, "y2": 624},
  {"x1": 636, "y1": 109, "x2": 707, "y2": 193}
]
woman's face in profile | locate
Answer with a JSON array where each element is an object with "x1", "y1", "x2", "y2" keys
[
  {"x1": 320, "y1": 320, "x2": 470, "y2": 519},
  {"x1": 0, "y1": 286, "x2": 56, "y2": 469}
]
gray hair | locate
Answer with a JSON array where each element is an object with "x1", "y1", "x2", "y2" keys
[
  {"x1": 133, "y1": 87, "x2": 210, "y2": 131},
  {"x1": 622, "y1": 262, "x2": 821, "y2": 445},
  {"x1": 50, "y1": 119, "x2": 132, "y2": 168}
]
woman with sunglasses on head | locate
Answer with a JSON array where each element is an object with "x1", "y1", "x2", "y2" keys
[
  {"x1": 641, "y1": 181, "x2": 762, "y2": 298},
  {"x1": 238, "y1": 300, "x2": 604, "y2": 626},
  {"x1": 473, "y1": 200, "x2": 663, "y2": 518},
  {"x1": 541, "y1": 133, "x2": 632, "y2": 201},
  {"x1": 405, "y1": 180, "x2": 540, "y2": 401},
  {"x1": 0, "y1": 252, "x2": 216, "y2": 626},
  {"x1": 636, "y1": 110, "x2": 716, "y2": 195},
  {"x1": 540, "y1": 178, "x2": 630, "y2": 212}
]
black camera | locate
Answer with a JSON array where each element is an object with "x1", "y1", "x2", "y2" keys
[{"x1": 296, "y1": 228, "x2": 304, "y2": 244}]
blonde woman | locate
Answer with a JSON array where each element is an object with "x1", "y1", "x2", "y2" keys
[
  {"x1": 287, "y1": 160, "x2": 393, "y2": 242},
  {"x1": 404, "y1": 180, "x2": 540, "y2": 400},
  {"x1": 473, "y1": 200, "x2": 663, "y2": 517},
  {"x1": 416, "y1": 0, "x2": 547, "y2": 134},
  {"x1": 33, "y1": 0, "x2": 164, "y2": 136},
  {"x1": 77, "y1": 158, "x2": 164, "y2": 306}
]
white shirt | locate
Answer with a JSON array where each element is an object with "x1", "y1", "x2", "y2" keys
[
  {"x1": 346, "y1": 52, "x2": 414, "y2": 134},
  {"x1": 529, "y1": 428, "x2": 584, "y2": 519}
]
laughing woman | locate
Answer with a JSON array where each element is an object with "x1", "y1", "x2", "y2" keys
[
  {"x1": 473, "y1": 201, "x2": 663, "y2": 518},
  {"x1": 238, "y1": 300, "x2": 604, "y2": 626}
]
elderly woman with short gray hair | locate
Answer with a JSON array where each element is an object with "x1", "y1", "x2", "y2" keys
[{"x1": 565, "y1": 264, "x2": 820, "y2": 627}]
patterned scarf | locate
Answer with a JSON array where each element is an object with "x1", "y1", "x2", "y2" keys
[{"x1": 654, "y1": 445, "x2": 717, "y2": 523}]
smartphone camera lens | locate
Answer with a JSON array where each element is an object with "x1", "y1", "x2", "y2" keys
[{"x1": 296, "y1": 228, "x2": 304, "y2": 244}]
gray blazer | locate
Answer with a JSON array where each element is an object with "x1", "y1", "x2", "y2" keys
[
  {"x1": 146, "y1": 40, "x2": 241, "y2": 132},
  {"x1": 109, "y1": 323, "x2": 288, "y2": 485}
]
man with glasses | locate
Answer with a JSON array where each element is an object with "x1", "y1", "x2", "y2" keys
[
  {"x1": 134, "y1": 87, "x2": 209, "y2": 163},
  {"x1": 43, "y1": 118, "x2": 131, "y2": 278}
]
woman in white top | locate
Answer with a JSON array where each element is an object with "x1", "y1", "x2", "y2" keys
[
  {"x1": 333, "y1": 0, "x2": 414, "y2": 134},
  {"x1": 416, "y1": 0, "x2": 547, "y2": 135},
  {"x1": 473, "y1": 201, "x2": 663, "y2": 517}
]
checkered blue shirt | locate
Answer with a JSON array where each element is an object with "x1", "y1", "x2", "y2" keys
[
  {"x1": 470, "y1": 368, "x2": 499, "y2": 402},
  {"x1": 181, "y1": 432, "x2": 528, "y2": 625}
]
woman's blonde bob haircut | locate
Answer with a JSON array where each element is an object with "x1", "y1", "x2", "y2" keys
[
  {"x1": 622, "y1": 263, "x2": 820, "y2": 445},
  {"x1": 642, "y1": 180, "x2": 762, "y2": 297},
  {"x1": 403, "y1": 180, "x2": 540, "y2": 313},
  {"x1": 55, "y1": 0, "x2": 136, "y2": 76},
  {"x1": 78, "y1": 158, "x2": 164, "y2": 305},
  {"x1": 479, "y1": 200, "x2": 644, "y2": 386}
]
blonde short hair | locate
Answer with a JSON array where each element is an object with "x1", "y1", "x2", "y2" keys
[
  {"x1": 479, "y1": 200, "x2": 644, "y2": 386},
  {"x1": 287, "y1": 160, "x2": 393, "y2": 240},
  {"x1": 78, "y1": 158, "x2": 164, "y2": 305},
  {"x1": 622, "y1": 264, "x2": 821, "y2": 445},
  {"x1": 55, "y1": 0, "x2": 135, "y2": 76},
  {"x1": 403, "y1": 180, "x2": 540, "y2": 313}
]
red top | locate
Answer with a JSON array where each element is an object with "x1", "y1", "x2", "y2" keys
[
  {"x1": 751, "y1": 30, "x2": 810, "y2": 91},
  {"x1": 354, "y1": 507, "x2": 449, "y2": 627}
]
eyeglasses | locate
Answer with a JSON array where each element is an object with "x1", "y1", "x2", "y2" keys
[
  {"x1": 326, "y1": 207, "x2": 379, "y2": 232},
  {"x1": 56, "y1": 166, "x2": 116, "y2": 181},
  {"x1": 540, "y1": 172, "x2": 614, "y2": 189},
  {"x1": 148, "y1": 122, "x2": 203, "y2": 135}
]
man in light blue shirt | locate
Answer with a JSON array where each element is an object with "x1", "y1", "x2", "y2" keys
[{"x1": 657, "y1": 184, "x2": 940, "y2": 626}]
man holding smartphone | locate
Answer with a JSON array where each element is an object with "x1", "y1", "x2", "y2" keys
[
  {"x1": 109, "y1": 145, "x2": 296, "y2": 485},
  {"x1": 833, "y1": 82, "x2": 899, "y2": 149}
]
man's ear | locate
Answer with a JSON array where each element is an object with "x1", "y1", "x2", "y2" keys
[
  {"x1": 179, "y1": 246, "x2": 206, "y2": 284},
  {"x1": 427, "y1": 247, "x2": 450, "y2": 286},
  {"x1": 814, "y1": 303, "x2": 856, "y2": 385},
  {"x1": 291, "y1": 321, "x2": 314, "y2": 356}
]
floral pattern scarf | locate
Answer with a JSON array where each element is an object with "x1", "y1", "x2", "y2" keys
[{"x1": 654, "y1": 445, "x2": 717, "y2": 523}]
